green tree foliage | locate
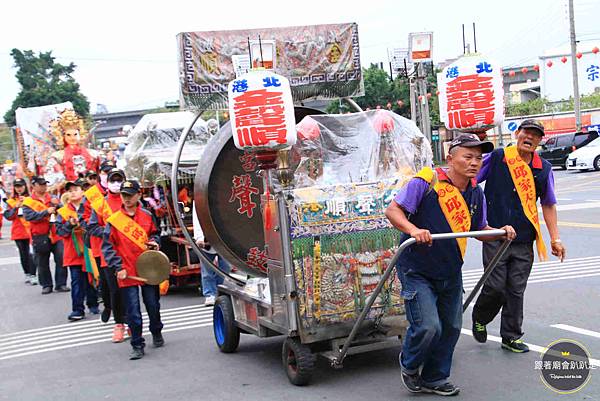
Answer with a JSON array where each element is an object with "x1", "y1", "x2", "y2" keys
[
  {"x1": 4, "y1": 49, "x2": 89, "y2": 126},
  {"x1": 326, "y1": 63, "x2": 440, "y2": 127},
  {"x1": 506, "y1": 92, "x2": 600, "y2": 117}
]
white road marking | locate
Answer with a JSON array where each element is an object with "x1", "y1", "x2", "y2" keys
[
  {"x1": 460, "y1": 329, "x2": 600, "y2": 368},
  {"x1": 0, "y1": 257, "x2": 20, "y2": 266},
  {"x1": 551, "y1": 324, "x2": 600, "y2": 339},
  {"x1": 555, "y1": 202, "x2": 600, "y2": 211}
]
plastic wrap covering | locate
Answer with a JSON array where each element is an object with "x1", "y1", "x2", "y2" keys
[
  {"x1": 124, "y1": 112, "x2": 210, "y2": 182},
  {"x1": 177, "y1": 23, "x2": 363, "y2": 110},
  {"x1": 290, "y1": 110, "x2": 432, "y2": 188}
]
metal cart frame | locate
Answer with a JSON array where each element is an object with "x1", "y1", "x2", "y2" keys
[{"x1": 171, "y1": 111, "x2": 510, "y2": 385}]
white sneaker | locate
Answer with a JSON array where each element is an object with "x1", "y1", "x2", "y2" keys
[
  {"x1": 24, "y1": 274, "x2": 31, "y2": 284},
  {"x1": 203, "y1": 296, "x2": 215, "y2": 306},
  {"x1": 30, "y1": 276, "x2": 39, "y2": 286}
]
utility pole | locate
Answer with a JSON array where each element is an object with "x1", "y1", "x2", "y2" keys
[
  {"x1": 409, "y1": 77, "x2": 417, "y2": 124},
  {"x1": 568, "y1": 0, "x2": 581, "y2": 131},
  {"x1": 417, "y1": 63, "x2": 431, "y2": 142}
]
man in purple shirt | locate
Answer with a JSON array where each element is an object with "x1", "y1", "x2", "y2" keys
[
  {"x1": 471, "y1": 119, "x2": 566, "y2": 353},
  {"x1": 386, "y1": 134, "x2": 515, "y2": 396}
]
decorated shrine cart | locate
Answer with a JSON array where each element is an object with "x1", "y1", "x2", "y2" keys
[{"x1": 171, "y1": 23, "x2": 508, "y2": 385}]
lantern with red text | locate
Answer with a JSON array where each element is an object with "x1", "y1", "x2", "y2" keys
[
  {"x1": 228, "y1": 70, "x2": 296, "y2": 151},
  {"x1": 437, "y1": 54, "x2": 504, "y2": 132}
]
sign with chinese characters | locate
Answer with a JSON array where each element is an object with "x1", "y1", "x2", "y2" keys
[
  {"x1": 437, "y1": 53, "x2": 505, "y2": 132},
  {"x1": 177, "y1": 23, "x2": 363, "y2": 109},
  {"x1": 408, "y1": 32, "x2": 433, "y2": 62},
  {"x1": 388, "y1": 48, "x2": 413, "y2": 76},
  {"x1": 228, "y1": 70, "x2": 297, "y2": 150}
]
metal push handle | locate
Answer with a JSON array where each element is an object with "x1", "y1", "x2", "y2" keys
[
  {"x1": 171, "y1": 111, "x2": 244, "y2": 286},
  {"x1": 332, "y1": 229, "x2": 510, "y2": 367}
]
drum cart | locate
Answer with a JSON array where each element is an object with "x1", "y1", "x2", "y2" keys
[{"x1": 172, "y1": 111, "x2": 510, "y2": 385}]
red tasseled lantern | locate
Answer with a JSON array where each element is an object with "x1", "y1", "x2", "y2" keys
[
  {"x1": 592, "y1": 46, "x2": 599, "y2": 54},
  {"x1": 561, "y1": 56, "x2": 568, "y2": 63},
  {"x1": 509, "y1": 70, "x2": 516, "y2": 77},
  {"x1": 547, "y1": 60, "x2": 553, "y2": 67},
  {"x1": 435, "y1": 90, "x2": 440, "y2": 95},
  {"x1": 426, "y1": 93, "x2": 432, "y2": 99},
  {"x1": 533, "y1": 64, "x2": 540, "y2": 71},
  {"x1": 418, "y1": 95, "x2": 423, "y2": 101},
  {"x1": 576, "y1": 52, "x2": 583, "y2": 59},
  {"x1": 521, "y1": 67, "x2": 529, "y2": 74}
]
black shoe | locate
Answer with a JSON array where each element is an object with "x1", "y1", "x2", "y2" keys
[
  {"x1": 401, "y1": 370, "x2": 422, "y2": 393},
  {"x1": 472, "y1": 320, "x2": 487, "y2": 343},
  {"x1": 501, "y1": 338, "x2": 529, "y2": 353},
  {"x1": 152, "y1": 333, "x2": 165, "y2": 348},
  {"x1": 56, "y1": 285, "x2": 70, "y2": 292},
  {"x1": 101, "y1": 308, "x2": 112, "y2": 323},
  {"x1": 422, "y1": 382, "x2": 461, "y2": 396},
  {"x1": 68, "y1": 311, "x2": 85, "y2": 321},
  {"x1": 41, "y1": 287, "x2": 53, "y2": 295},
  {"x1": 129, "y1": 347, "x2": 145, "y2": 360}
]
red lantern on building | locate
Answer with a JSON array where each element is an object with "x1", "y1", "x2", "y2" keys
[
  {"x1": 533, "y1": 64, "x2": 540, "y2": 71},
  {"x1": 592, "y1": 46, "x2": 599, "y2": 55},
  {"x1": 547, "y1": 60, "x2": 553, "y2": 67},
  {"x1": 561, "y1": 56, "x2": 568, "y2": 63},
  {"x1": 576, "y1": 52, "x2": 583, "y2": 59},
  {"x1": 521, "y1": 67, "x2": 529, "y2": 74},
  {"x1": 509, "y1": 70, "x2": 516, "y2": 77}
]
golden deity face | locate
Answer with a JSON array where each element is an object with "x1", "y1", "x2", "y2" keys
[{"x1": 63, "y1": 128, "x2": 81, "y2": 146}]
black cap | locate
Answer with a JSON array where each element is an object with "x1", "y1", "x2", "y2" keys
[
  {"x1": 13, "y1": 178, "x2": 27, "y2": 187},
  {"x1": 85, "y1": 170, "x2": 98, "y2": 178},
  {"x1": 31, "y1": 176, "x2": 49, "y2": 185},
  {"x1": 449, "y1": 133, "x2": 494, "y2": 154},
  {"x1": 518, "y1": 119, "x2": 545, "y2": 136},
  {"x1": 100, "y1": 161, "x2": 115, "y2": 172},
  {"x1": 107, "y1": 168, "x2": 126, "y2": 181},
  {"x1": 65, "y1": 178, "x2": 86, "y2": 191},
  {"x1": 120, "y1": 180, "x2": 140, "y2": 195}
]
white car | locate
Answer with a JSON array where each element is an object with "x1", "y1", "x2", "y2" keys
[{"x1": 566, "y1": 137, "x2": 600, "y2": 171}]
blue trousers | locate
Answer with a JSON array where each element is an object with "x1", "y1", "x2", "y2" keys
[
  {"x1": 399, "y1": 270, "x2": 463, "y2": 386},
  {"x1": 200, "y1": 250, "x2": 231, "y2": 297},
  {"x1": 69, "y1": 266, "x2": 99, "y2": 313},
  {"x1": 121, "y1": 285, "x2": 163, "y2": 349}
]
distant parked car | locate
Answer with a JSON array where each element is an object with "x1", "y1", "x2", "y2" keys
[
  {"x1": 567, "y1": 137, "x2": 600, "y2": 171},
  {"x1": 538, "y1": 131, "x2": 599, "y2": 168}
]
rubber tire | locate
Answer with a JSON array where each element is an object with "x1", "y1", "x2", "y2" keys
[
  {"x1": 282, "y1": 337, "x2": 316, "y2": 386},
  {"x1": 213, "y1": 295, "x2": 240, "y2": 353},
  {"x1": 594, "y1": 156, "x2": 600, "y2": 171}
]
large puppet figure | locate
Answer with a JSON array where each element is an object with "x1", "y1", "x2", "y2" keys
[{"x1": 49, "y1": 109, "x2": 99, "y2": 182}]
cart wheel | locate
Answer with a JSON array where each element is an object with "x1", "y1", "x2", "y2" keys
[
  {"x1": 282, "y1": 337, "x2": 316, "y2": 386},
  {"x1": 213, "y1": 295, "x2": 240, "y2": 353}
]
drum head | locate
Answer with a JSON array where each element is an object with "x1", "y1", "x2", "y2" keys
[{"x1": 136, "y1": 250, "x2": 171, "y2": 285}]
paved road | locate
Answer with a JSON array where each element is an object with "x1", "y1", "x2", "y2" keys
[{"x1": 1, "y1": 169, "x2": 599, "y2": 400}]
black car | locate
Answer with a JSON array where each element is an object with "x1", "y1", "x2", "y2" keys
[{"x1": 538, "y1": 131, "x2": 599, "y2": 168}]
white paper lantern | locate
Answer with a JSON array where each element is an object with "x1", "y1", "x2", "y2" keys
[
  {"x1": 437, "y1": 54, "x2": 505, "y2": 132},
  {"x1": 228, "y1": 70, "x2": 296, "y2": 150}
]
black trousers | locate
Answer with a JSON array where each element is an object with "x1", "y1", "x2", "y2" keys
[
  {"x1": 15, "y1": 239, "x2": 35, "y2": 276},
  {"x1": 100, "y1": 265, "x2": 126, "y2": 324},
  {"x1": 36, "y1": 240, "x2": 67, "y2": 290},
  {"x1": 472, "y1": 240, "x2": 534, "y2": 341}
]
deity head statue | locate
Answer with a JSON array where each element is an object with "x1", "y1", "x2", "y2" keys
[{"x1": 50, "y1": 109, "x2": 88, "y2": 149}]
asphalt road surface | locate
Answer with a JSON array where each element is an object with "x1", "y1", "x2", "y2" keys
[{"x1": 1, "y1": 169, "x2": 599, "y2": 401}]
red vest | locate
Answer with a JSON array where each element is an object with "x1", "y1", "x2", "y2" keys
[
  {"x1": 107, "y1": 206, "x2": 157, "y2": 288},
  {"x1": 27, "y1": 193, "x2": 59, "y2": 242},
  {"x1": 5, "y1": 198, "x2": 31, "y2": 241},
  {"x1": 57, "y1": 203, "x2": 85, "y2": 267}
]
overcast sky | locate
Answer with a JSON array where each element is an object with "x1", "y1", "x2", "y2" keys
[{"x1": 1, "y1": 0, "x2": 598, "y2": 121}]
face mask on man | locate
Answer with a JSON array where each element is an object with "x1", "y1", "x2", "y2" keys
[
  {"x1": 100, "y1": 173, "x2": 108, "y2": 187},
  {"x1": 108, "y1": 181, "x2": 122, "y2": 193}
]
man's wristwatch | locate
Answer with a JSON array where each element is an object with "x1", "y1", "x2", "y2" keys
[{"x1": 551, "y1": 239, "x2": 562, "y2": 244}]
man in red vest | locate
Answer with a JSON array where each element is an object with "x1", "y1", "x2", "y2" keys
[
  {"x1": 103, "y1": 180, "x2": 164, "y2": 360},
  {"x1": 23, "y1": 176, "x2": 68, "y2": 294}
]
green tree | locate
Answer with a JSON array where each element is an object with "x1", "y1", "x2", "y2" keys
[{"x1": 4, "y1": 49, "x2": 90, "y2": 126}]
